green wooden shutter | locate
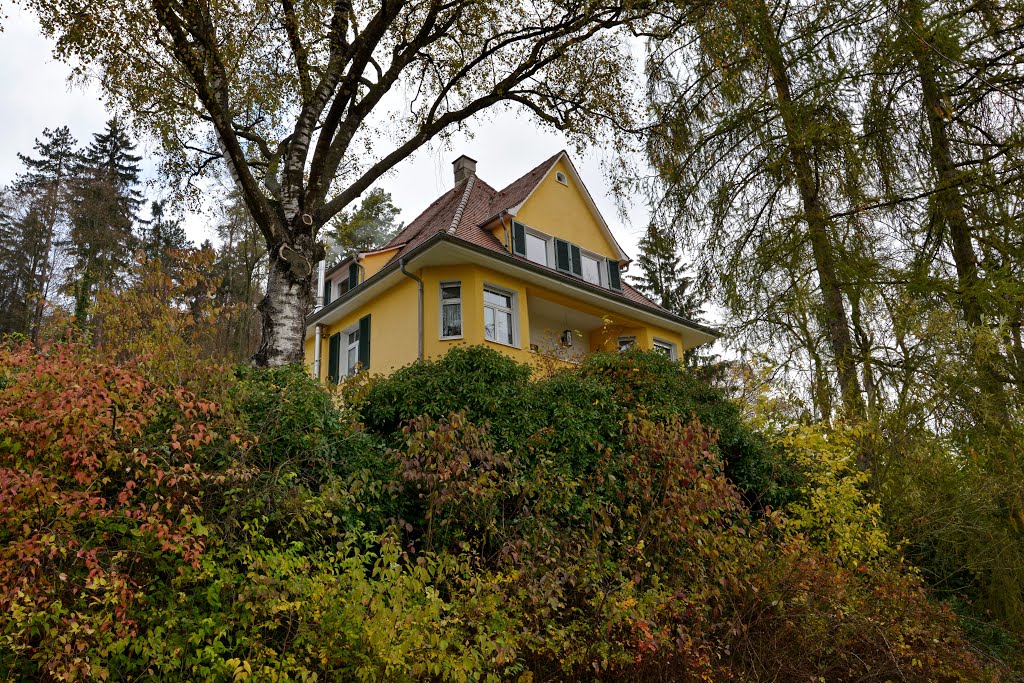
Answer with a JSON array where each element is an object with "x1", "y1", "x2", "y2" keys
[
  {"x1": 555, "y1": 239, "x2": 570, "y2": 272},
  {"x1": 607, "y1": 260, "x2": 622, "y2": 291},
  {"x1": 348, "y1": 262, "x2": 359, "y2": 289},
  {"x1": 323, "y1": 280, "x2": 332, "y2": 305},
  {"x1": 327, "y1": 332, "x2": 341, "y2": 384},
  {"x1": 358, "y1": 315, "x2": 371, "y2": 370},
  {"x1": 511, "y1": 221, "x2": 527, "y2": 256},
  {"x1": 570, "y1": 244, "x2": 582, "y2": 277}
]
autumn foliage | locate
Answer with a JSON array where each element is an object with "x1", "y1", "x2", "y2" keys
[
  {"x1": 0, "y1": 342, "x2": 221, "y2": 679},
  {"x1": 0, "y1": 340, "x2": 1013, "y2": 680}
]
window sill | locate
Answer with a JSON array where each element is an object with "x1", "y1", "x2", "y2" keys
[
  {"x1": 439, "y1": 335, "x2": 464, "y2": 341},
  {"x1": 484, "y1": 338, "x2": 520, "y2": 350}
]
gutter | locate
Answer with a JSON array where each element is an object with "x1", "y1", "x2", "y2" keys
[{"x1": 399, "y1": 257, "x2": 424, "y2": 360}]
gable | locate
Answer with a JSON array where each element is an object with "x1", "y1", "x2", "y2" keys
[{"x1": 510, "y1": 157, "x2": 626, "y2": 262}]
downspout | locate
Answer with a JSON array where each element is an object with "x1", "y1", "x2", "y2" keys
[
  {"x1": 400, "y1": 257, "x2": 424, "y2": 360},
  {"x1": 312, "y1": 324, "x2": 323, "y2": 379},
  {"x1": 315, "y1": 259, "x2": 326, "y2": 310}
]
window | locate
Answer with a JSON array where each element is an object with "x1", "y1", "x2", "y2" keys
[
  {"x1": 525, "y1": 232, "x2": 548, "y2": 266},
  {"x1": 555, "y1": 171, "x2": 568, "y2": 185},
  {"x1": 617, "y1": 336, "x2": 636, "y2": 352},
  {"x1": 440, "y1": 281, "x2": 462, "y2": 338},
  {"x1": 346, "y1": 328, "x2": 360, "y2": 375},
  {"x1": 327, "y1": 332, "x2": 341, "y2": 383},
  {"x1": 581, "y1": 253, "x2": 602, "y2": 286},
  {"x1": 484, "y1": 286, "x2": 515, "y2": 346},
  {"x1": 606, "y1": 259, "x2": 622, "y2": 291},
  {"x1": 555, "y1": 239, "x2": 582, "y2": 277},
  {"x1": 327, "y1": 315, "x2": 370, "y2": 381},
  {"x1": 653, "y1": 338, "x2": 677, "y2": 360},
  {"x1": 324, "y1": 280, "x2": 333, "y2": 305}
]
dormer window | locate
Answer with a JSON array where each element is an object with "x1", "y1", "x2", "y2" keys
[
  {"x1": 555, "y1": 171, "x2": 568, "y2": 185},
  {"x1": 511, "y1": 219, "x2": 622, "y2": 292}
]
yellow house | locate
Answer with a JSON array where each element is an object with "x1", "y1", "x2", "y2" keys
[{"x1": 304, "y1": 152, "x2": 718, "y2": 380}]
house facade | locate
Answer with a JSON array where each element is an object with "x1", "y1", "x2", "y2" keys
[{"x1": 304, "y1": 152, "x2": 717, "y2": 381}]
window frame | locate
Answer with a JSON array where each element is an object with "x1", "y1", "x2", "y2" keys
[
  {"x1": 483, "y1": 284, "x2": 518, "y2": 348},
  {"x1": 523, "y1": 229, "x2": 551, "y2": 267},
  {"x1": 579, "y1": 250, "x2": 604, "y2": 287},
  {"x1": 617, "y1": 335, "x2": 637, "y2": 352},
  {"x1": 653, "y1": 338, "x2": 678, "y2": 360},
  {"x1": 439, "y1": 280, "x2": 463, "y2": 340},
  {"x1": 345, "y1": 327, "x2": 361, "y2": 376}
]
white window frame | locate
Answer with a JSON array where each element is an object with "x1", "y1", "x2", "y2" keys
[
  {"x1": 483, "y1": 284, "x2": 518, "y2": 348},
  {"x1": 617, "y1": 335, "x2": 637, "y2": 352},
  {"x1": 439, "y1": 280, "x2": 463, "y2": 340},
  {"x1": 653, "y1": 338, "x2": 678, "y2": 360},
  {"x1": 555, "y1": 171, "x2": 568, "y2": 185},
  {"x1": 523, "y1": 229, "x2": 551, "y2": 267},
  {"x1": 579, "y1": 250, "x2": 604, "y2": 287},
  {"x1": 345, "y1": 327, "x2": 361, "y2": 375}
]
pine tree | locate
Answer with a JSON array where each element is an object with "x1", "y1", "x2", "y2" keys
[
  {"x1": 65, "y1": 119, "x2": 144, "y2": 326},
  {"x1": 632, "y1": 223, "x2": 702, "y2": 321}
]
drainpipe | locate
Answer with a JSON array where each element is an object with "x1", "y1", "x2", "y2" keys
[
  {"x1": 312, "y1": 324, "x2": 323, "y2": 379},
  {"x1": 400, "y1": 257, "x2": 423, "y2": 360},
  {"x1": 315, "y1": 259, "x2": 326, "y2": 310}
]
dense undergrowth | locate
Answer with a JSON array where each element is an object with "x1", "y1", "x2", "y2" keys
[{"x1": 0, "y1": 340, "x2": 1019, "y2": 681}]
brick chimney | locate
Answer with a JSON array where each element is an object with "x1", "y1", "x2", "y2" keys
[{"x1": 452, "y1": 154, "x2": 477, "y2": 185}]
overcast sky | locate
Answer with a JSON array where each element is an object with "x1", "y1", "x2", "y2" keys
[{"x1": 0, "y1": 6, "x2": 651, "y2": 259}]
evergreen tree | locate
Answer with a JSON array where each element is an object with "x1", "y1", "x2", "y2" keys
[
  {"x1": 141, "y1": 199, "x2": 191, "y2": 263},
  {"x1": 631, "y1": 222, "x2": 702, "y2": 321},
  {"x1": 65, "y1": 119, "x2": 144, "y2": 326},
  {"x1": 5, "y1": 126, "x2": 78, "y2": 339},
  {"x1": 324, "y1": 188, "x2": 402, "y2": 266}
]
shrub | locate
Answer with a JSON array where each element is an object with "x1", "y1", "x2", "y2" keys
[
  {"x1": 0, "y1": 342, "x2": 219, "y2": 681},
  {"x1": 580, "y1": 350, "x2": 799, "y2": 509},
  {"x1": 359, "y1": 345, "x2": 532, "y2": 449}
]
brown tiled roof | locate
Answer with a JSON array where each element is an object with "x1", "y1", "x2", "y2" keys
[{"x1": 373, "y1": 153, "x2": 668, "y2": 315}]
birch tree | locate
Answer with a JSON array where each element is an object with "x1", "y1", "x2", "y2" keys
[{"x1": 21, "y1": 0, "x2": 645, "y2": 365}]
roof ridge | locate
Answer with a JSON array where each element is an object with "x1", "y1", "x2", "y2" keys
[{"x1": 447, "y1": 175, "x2": 476, "y2": 234}]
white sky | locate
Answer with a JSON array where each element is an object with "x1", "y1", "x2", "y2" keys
[{"x1": 0, "y1": 6, "x2": 651, "y2": 260}]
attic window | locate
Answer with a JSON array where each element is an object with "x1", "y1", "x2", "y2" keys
[{"x1": 555, "y1": 171, "x2": 568, "y2": 185}]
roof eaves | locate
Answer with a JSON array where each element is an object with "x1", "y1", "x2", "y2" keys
[{"x1": 308, "y1": 232, "x2": 719, "y2": 339}]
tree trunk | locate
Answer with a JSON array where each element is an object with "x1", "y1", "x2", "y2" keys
[
  {"x1": 750, "y1": 0, "x2": 866, "y2": 421},
  {"x1": 252, "y1": 233, "x2": 318, "y2": 366},
  {"x1": 905, "y1": 0, "x2": 984, "y2": 327},
  {"x1": 904, "y1": 0, "x2": 1008, "y2": 412}
]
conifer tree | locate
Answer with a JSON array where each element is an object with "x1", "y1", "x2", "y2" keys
[
  {"x1": 141, "y1": 199, "x2": 191, "y2": 263},
  {"x1": 7, "y1": 126, "x2": 78, "y2": 339},
  {"x1": 631, "y1": 222, "x2": 701, "y2": 321},
  {"x1": 643, "y1": 0, "x2": 874, "y2": 423},
  {"x1": 324, "y1": 188, "x2": 402, "y2": 267},
  {"x1": 65, "y1": 119, "x2": 144, "y2": 325}
]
